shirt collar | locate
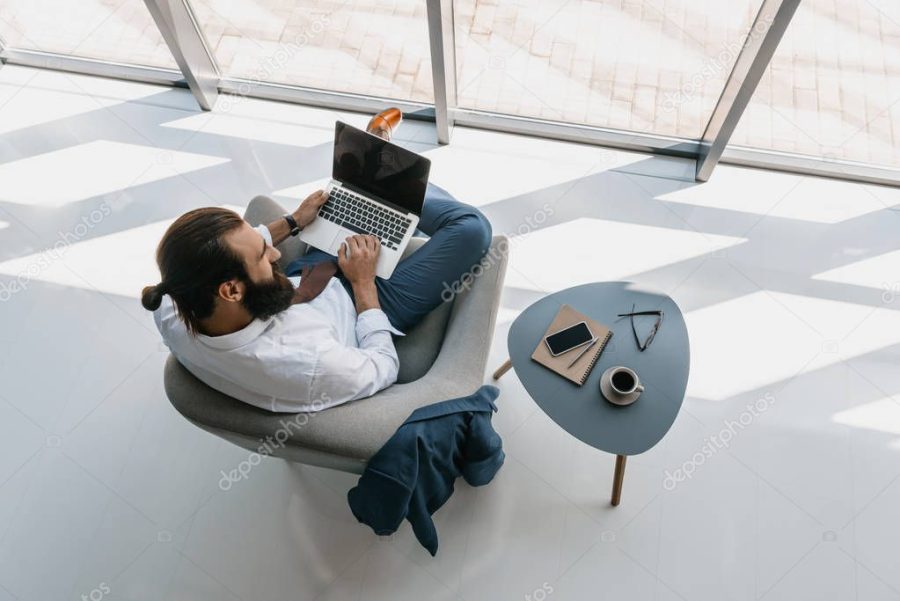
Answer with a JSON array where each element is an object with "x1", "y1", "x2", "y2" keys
[{"x1": 197, "y1": 316, "x2": 273, "y2": 350}]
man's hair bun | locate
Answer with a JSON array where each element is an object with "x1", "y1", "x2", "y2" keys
[{"x1": 141, "y1": 284, "x2": 164, "y2": 311}]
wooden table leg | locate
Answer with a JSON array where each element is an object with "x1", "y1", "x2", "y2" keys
[
  {"x1": 492, "y1": 358, "x2": 513, "y2": 380},
  {"x1": 611, "y1": 454, "x2": 627, "y2": 506}
]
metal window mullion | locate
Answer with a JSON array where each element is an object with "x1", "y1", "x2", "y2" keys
[
  {"x1": 694, "y1": 0, "x2": 801, "y2": 182},
  {"x1": 426, "y1": 0, "x2": 457, "y2": 144},
  {"x1": 143, "y1": 0, "x2": 219, "y2": 110}
]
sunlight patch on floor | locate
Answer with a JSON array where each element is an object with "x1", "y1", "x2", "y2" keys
[
  {"x1": 0, "y1": 140, "x2": 230, "y2": 207},
  {"x1": 0, "y1": 205, "x2": 243, "y2": 298},
  {"x1": 505, "y1": 217, "x2": 746, "y2": 292},
  {"x1": 686, "y1": 290, "x2": 900, "y2": 401},
  {"x1": 812, "y1": 248, "x2": 900, "y2": 292},
  {"x1": 0, "y1": 84, "x2": 120, "y2": 135},
  {"x1": 833, "y1": 397, "x2": 900, "y2": 436},
  {"x1": 658, "y1": 167, "x2": 897, "y2": 224},
  {"x1": 162, "y1": 111, "x2": 336, "y2": 148}
]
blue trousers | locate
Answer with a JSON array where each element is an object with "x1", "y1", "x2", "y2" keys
[{"x1": 287, "y1": 184, "x2": 492, "y2": 332}]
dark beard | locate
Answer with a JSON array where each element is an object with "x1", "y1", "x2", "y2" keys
[{"x1": 241, "y1": 264, "x2": 295, "y2": 320}]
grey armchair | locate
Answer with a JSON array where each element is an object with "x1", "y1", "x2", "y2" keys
[{"x1": 163, "y1": 195, "x2": 509, "y2": 474}]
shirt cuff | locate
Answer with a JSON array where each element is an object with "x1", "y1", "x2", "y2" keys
[
  {"x1": 255, "y1": 224, "x2": 273, "y2": 246},
  {"x1": 357, "y1": 308, "x2": 405, "y2": 338}
]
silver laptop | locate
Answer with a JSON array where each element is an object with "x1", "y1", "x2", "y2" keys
[{"x1": 300, "y1": 121, "x2": 431, "y2": 279}]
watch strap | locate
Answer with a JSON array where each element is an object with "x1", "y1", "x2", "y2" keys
[{"x1": 283, "y1": 213, "x2": 301, "y2": 236}]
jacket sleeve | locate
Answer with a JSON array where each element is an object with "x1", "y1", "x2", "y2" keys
[
  {"x1": 348, "y1": 459, "x2": 417, "y2": 537},
  {"x1": 348, "y1": 428, "x2": 444, "y2": 556},
  {"x1": 461, "y1": 411, "x2": 506, "y2": 487}
]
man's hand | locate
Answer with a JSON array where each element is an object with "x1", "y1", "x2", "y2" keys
[
  {"x1": 337, "y1": 234, "x2": 380, "y2": 283},
  {"x1": 339, "y1": 235, "x2": 381, "y2": 313},
  {"x1": 292, "y1": 190, "x2": 329, "y2": 228},
  {"x1": 263, "y1": 189, "x2": 329, "y2": 247}
]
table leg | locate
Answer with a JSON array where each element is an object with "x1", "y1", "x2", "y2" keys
[
  {"x1": 611, "y1": 455, "x2": 627, "y2": 506},
  {"x1": 492, "y1": 358, "x2": 513, "y2": 380}
]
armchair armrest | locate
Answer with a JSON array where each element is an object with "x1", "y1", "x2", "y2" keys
[
  {"x1": 244, "y1": 195, "x2": 307, "y2": 269},
  {"x1": 423, "y1": 235, "x2": 509, "y2": 390}
]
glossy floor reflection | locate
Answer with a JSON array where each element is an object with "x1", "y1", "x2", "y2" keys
[{"x1": 1, "y1": 65, "x2": 900, "y2": 601}]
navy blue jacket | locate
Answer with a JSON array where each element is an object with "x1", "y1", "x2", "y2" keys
[{"x1": 347, "y1": 385, "x2": 504, "y2": 555}]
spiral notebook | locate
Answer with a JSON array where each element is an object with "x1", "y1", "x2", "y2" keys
[{"x1": 531, "y1": 304, "x2": 613, "y2": 386}]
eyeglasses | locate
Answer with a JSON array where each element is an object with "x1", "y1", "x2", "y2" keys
[{"x1": 617, "y1": 304, "x2": 664, "y2": 352}]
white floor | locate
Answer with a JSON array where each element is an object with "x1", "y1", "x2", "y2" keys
[{"x1": 1, "y1": 64, "x2": 900, "y2": 601}]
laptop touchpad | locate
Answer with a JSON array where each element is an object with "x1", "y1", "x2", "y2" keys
[{"x1": 331, "y1": 228, "x2": 355, "y2": 253}]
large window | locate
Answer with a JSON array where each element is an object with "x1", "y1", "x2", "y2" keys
[
  {"x1": 730, "y1": 0, "x2": 900, "y2": 168},
  {"x1": 188, "y1": 0, "x2": 434, "y2": 102},
  {"x1": 453, "y1": 0, "x2": 763, "y2": 138},
  {"x1": 0, "y1": 0, "x2": 177, "y2": 69},
  {"x1": 0, "y1": 0, "x2": 894, "y2": 181}
]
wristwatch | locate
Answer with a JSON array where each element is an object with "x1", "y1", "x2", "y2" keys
[{"x1": 283, "y1": 213, "x2": 301, "y2": 237}]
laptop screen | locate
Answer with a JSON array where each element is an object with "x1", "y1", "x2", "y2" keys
[{"x1": 332, "y1": 121, "x2": 430, "y2": 215}]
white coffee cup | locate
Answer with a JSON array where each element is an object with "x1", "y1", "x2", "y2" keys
[
  {"x1": 600, "y1": 366, "x2": 644, "y2": 405},
  {"x1": 610, "y1": 366, "x2": 643, "y2": 395}
]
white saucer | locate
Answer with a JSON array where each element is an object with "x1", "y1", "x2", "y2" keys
[{"x1": 600, "y1": 368, "x2": 642, "y2": 406}]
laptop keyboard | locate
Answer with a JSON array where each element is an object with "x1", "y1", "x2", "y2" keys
[{"x1": 318, "y1": 187, "x2": 412, "y2": 251}]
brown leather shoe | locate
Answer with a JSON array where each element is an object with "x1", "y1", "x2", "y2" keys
[{"x1": 366, "y1": 108, "x2": 402, "y2": 141}]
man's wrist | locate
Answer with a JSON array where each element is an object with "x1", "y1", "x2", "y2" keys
[
  {"x1": 293, "y1": 209, "x2": 310, "y2": 228},
  {"x1": 349, "y1": 277, "x2": 377, "y2": 290},
  {"x1": 350, "y1": 278, "x2": 380, "y2": 312}
]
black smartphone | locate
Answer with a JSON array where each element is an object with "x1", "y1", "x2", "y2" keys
[{"x1": 545, "y1": 321, "x2": 594, "y2": 356}]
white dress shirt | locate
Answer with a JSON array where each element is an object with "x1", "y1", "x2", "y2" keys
[{"x1": 154, "y1": 226, "x2": 403, "y2": 413}]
